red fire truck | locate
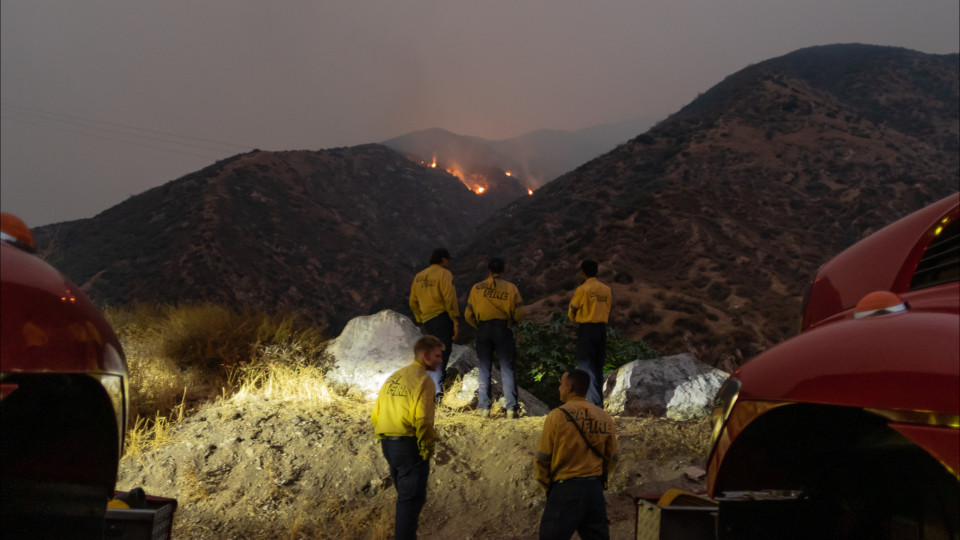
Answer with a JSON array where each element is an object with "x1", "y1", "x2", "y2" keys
[
  {"x1": 1, "y1": 213, "x2": 175, "y2": 539},
  {"x1": 706, "y1": 193, "x2": 959, "y2": 538}
]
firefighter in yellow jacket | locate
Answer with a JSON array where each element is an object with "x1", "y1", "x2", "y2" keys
[
  {"x1": 568, "y1": 260, "x2": 612, "y2": 407},
  {"x1": 464, "y1": 257, "x2": 524, "y2": 418},
  {"x1": 409, "y1": 247, "x2": 459, "y2": 403},
  {"x1": 535, "y1": 369, "x2": 618, "y2": 540},
  {"x1": 371, "y1": 335, "x2": 444, "y2": 540}
]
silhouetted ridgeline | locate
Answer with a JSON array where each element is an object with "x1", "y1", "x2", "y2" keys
[{"x1": 34, "y1": 44, "x2": 959, "y2": 363}]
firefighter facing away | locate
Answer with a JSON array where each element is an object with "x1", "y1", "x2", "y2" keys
[
  {"x1": 464, "y1": 256, "x2": 524, "y2": 418},
  {"x1": 371, "y1": 335, "x2": 444, "y2": 540},
  {"x1": 567, "y1": 260, "x2": 612, "y2": 407},
  {"x1": 535, "y1": 369, "x2": 618, "y2": 540},
  {"x1": 409, "y1": 247, "x2": 459, "y2": 403}
]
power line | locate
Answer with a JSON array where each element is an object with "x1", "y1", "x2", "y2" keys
[
  {"x1": 1, "y1": 114, "x2": 226, "y2": 161},
  {"x1": 1, "y1": 107, "x2": 246, "y2": 156},
  {"x1": 1, "y1": 102, "x2": 255, "y2": 152}
]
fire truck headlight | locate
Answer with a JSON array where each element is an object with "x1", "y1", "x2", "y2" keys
[{"x1": 710, "y1": 377, "x2": 742, "y2": 451}]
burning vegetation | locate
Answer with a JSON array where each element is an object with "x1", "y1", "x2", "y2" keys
[{"x1": 419, "y1": 156, "x2": 533, "y2": 197}]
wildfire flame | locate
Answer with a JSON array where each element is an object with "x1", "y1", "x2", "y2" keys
[
  {"x1": 430, "y1": 156, "x2": 437, "y2": 168},
  {"x1": 476, "y1": 187, "x2": 486, "y2": 194},
  {"x1": 528, "y1": 189, "x2": 533, "y2": 195},
  {"x1": 505, "y1": 171, "x2": 512, "y2": 177}
]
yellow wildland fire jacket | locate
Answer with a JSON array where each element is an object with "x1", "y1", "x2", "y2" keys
[
  {"x1": 534, "y1": 397, "x2": 618, "y2": 491},
  {"x1": 568, "y1": 277, "x2": 612, "y2": 324},
  {"x1": 371, "y1": 362, "x2": 437, "y2": 460},
  {"x1": 409, "y1": 264, "x2": 459, "y2": 324},
  {"x1": 464, "y1": 275, "x2": 524, "y2": 327}
]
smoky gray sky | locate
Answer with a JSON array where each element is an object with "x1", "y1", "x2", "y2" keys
[{"x1": 2, "y1": 1, "x2": 958, "y2": 226}]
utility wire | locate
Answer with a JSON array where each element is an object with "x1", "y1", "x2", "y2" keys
[
  {"x1": 1, "y1": 107, "x2": 245, "y2": 156},
  {"x1": 1, "y1": 102, "x2": 254, "y2": 152},
  {"x1": 1, "y1": 114, "x2": 226, "y2": 161}
]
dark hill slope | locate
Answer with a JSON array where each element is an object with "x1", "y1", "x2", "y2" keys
[
  {"x1": 454, "y1": 44, "x2": 959, "y2": 367},
  {"x1": 35, "y1": 144, "x2": 489, "y2": 332}
]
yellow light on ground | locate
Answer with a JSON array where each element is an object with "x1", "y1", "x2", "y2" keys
[
  {"x1": 505, "y1": 171, "x2": 512, "y2": 176},
  {"x1": 528, "y1": 189, "x2": 533, "y2": 195}
]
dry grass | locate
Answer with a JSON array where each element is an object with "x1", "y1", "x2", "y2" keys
[
  {"x1": 230, "y1": 347, "x2": 335, "y2": 407},
  {"x1": 107, "y1": 302, "x2": 332, "y2": 456},
  {"x1": 178, "y1": 465, "x2": 210, "y2": 505},
  {"x1": 123, "y1": 391, "x2": 188, "y2": 460},
  {"x1": 271, "y1": 495, "x2": 393, "y2": 540}
]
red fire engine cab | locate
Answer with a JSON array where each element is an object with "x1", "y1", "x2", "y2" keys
[
  {"x1": 1, "y1": 213, "x2": 129, "y2": 538},
  {"x1": 708, "y1": 193, "x2": 959, "y2": 538}
]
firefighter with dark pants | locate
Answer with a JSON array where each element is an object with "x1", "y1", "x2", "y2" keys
[
  {"x1": 567, "y1": 260, "x2": 612, "y2": 407},
  {"x1": 465, "y1": 257, "x2": 524, "y2": 418},
  {"x1": 371, "y1": 335, "x2": 444, "y2": 540},
  {"x1": 535, "y1": 369, "x2": 618, "y2": 540},
  {"x1": 409, "y1": 248, "x2": 459, "y2": 403}
]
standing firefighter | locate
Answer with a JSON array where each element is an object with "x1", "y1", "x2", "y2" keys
[
  {"x1": 371, "y1": 335, "x2": 444, "y2": 540},
  {"x1": 409, "y1": 248, "x2": 460, "y2": 403},
  {"x1": 464, "y1": 257, "x2": 524, "y2": 418},
  {"x1": 535, "y1": 369, "x2": 618, "y2": 540},
  {"x1": 567, "y1": 260, "x2": 612, "y2": 407}
]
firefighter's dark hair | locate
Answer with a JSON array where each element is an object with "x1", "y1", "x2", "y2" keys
[
  {"x1": 581, "y1": 260, "x2": 599, "y2": 277},
  {"x1": 565, "y1": 369, "x2": 591, "y2": 396},
  {"x1": 429, "y1": 248, "x2": 451, "y2": 265}
]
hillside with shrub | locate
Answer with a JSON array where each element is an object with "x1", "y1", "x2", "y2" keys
[{"x1": 455, "y1": 44, "x2": 959, "y2": 367}]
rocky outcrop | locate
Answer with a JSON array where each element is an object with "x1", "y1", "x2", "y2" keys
[
  {"x1": 603, "y1": 354, "x2": 728, "y2": 420},
  {"x1": 326, "y1": 310, "x2": 422, "y2": 399},
  {"x1": 326, "y1": 310, "x2": 549, "y2": 415}
]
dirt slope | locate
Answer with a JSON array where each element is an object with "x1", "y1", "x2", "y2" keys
[{"x1": 118, "y1": 395, "x2": 709, "y2": 539}]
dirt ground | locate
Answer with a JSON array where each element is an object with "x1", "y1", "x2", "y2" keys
[{"x1": 118, "y1": 394, "x2": 710, "y2": 539}]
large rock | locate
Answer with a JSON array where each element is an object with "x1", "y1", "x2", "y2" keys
[
  {"x1": 603, "y1": 354, "x2": 728, "y2": 420},
  {"x1": 326, "y1": 310, "x2": 421, "y2": 399},
  {"x1": 326, "y1": 310, "x2": 549, "y2": 415}
]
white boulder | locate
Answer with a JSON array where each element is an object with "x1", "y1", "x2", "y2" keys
[
  {"x1": 603, "y1": 353, "x2": 728, "y2": 420},
  {"x1": 326, "y1": 310, "x2": 421, "y2": 399}
]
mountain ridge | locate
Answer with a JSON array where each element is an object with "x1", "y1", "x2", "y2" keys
[
  {"x1": 31, "y1": 43, "x2": 959, "y2": 364},
  {"x1": 34, "y1": 144, "x2": 494, "y2": 332},
  {"x1": 452, "y1": 43, "x2": 959, "y2": 365}
]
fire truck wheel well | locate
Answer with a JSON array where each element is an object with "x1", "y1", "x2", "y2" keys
[
  {"x1": 1, "y1": 373, "x2": 120, "y2": 494},
  {"x1": 715, "y1": 403, "x2": 958, "y2": 536}
]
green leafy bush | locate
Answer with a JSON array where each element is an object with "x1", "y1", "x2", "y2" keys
[{"x1": 514, "y1": 312, "x2": 659, "y2": 407}]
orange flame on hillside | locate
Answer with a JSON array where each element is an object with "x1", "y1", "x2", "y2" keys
[
  {"x1": 505, "y1": 171, "x2": 512, "y2": 177},
  {"x1": 528, "y1": 189, "x2": 534, "y2": 195},
  {"x1": 430, "y1": 156, "x2": 437, "y2": 168}
]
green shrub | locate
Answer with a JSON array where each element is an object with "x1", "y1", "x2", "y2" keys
[{"x1": 514, "y1": 312, "x2": 659, "y2": 407}]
